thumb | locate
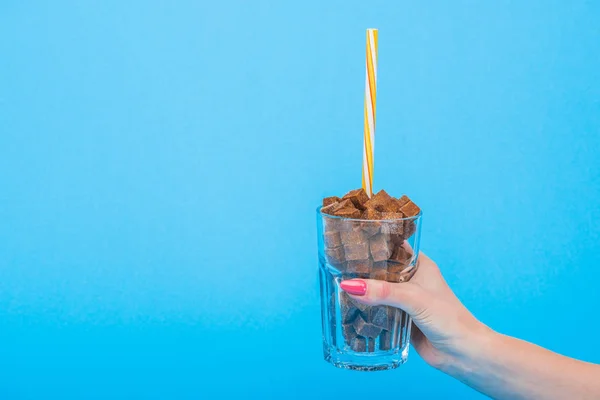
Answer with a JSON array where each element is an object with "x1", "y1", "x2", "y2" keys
[{"x1": 340, "y1": 279, "x2": 428, "y2": 318}]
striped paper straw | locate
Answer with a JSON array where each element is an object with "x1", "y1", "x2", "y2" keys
[{"x1": 362, "y1": 28, "x2": 378, "y2": 198}]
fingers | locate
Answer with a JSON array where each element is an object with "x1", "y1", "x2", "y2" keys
[{"x1": 340, "y1": 279, "x2": 427, "y2": 317}]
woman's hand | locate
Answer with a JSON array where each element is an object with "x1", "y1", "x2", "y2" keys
[
  {"x1": 341, "y1": 252, "x2": 600, "y2": 400},
  {"x1": 340, "y1": 251, "x2": 489, "y2": 370}
]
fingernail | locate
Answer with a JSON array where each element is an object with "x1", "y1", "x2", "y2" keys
[{"x1": 340, "y1": 280, "x2": 367, "y2": 296}]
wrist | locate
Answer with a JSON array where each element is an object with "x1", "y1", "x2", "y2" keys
[{"x1": 438, "y1": 322, "x2": 498, "y2": 378}]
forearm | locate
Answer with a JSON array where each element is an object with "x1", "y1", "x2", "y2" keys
[{"x1": 442, "y1": 329, "x2": 600, "y2": 400}]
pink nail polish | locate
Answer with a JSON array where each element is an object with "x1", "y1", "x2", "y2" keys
[{"x1": 340, "y1": 280, "x2": 367, "y2": 296}]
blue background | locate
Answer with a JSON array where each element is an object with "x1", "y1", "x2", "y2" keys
[{"x1": 1, "y1": 1, "x2": 599, "y2": 398}]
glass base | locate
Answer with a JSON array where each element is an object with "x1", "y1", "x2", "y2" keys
[{"x1": 323, "y1": 343, "x2": 410, "y2": 371}]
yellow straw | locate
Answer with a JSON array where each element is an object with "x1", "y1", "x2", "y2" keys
[{"x1": 362, "y1": 28, "x2": 378, "y2": 198}]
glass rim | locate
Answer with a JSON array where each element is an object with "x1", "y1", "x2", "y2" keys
[{"x1": 316, "y1": 206, "x2": 422, "y2": 222}]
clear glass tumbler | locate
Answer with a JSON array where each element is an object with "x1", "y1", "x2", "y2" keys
[{"x1": 317, "y1": 208, "x2": 422, "y2": 371}]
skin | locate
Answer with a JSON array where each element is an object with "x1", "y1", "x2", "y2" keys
[{"x1": 341, "y1": 252, "x2": 600, "y2": 400}]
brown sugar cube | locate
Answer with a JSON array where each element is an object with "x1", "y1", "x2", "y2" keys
[
  {"x1": 404, "y1": 220, "x2": 417, "y2": 239},
  {"x1": 362, "y1": 224, "x2": 381, "y2": 238},
  {"x1": 353, "y1": 314, "x2": 383, "y2": 338},
  {"x1": 387, "y1": 271, "x2": 402, "y2": 283},
  {"x1": 333, "y1": 199, "x2": 361, "y2": 218},
  {"x1": 336, "y1": 207, "x2": 361, "y2": 219},
  {"x1": 341, "y1": 301, "x2": 359, "y2": 324},
  {"x1": 366, "y1": 190, "x2": 403, "y2": 213},
  {"x1": 340, "y1": 229, "x2": 367, "y2": 246},
  {"x1": 323, "y1": 231, "x2": 342, "y2": 248},
  {"x1": 381, "y1": 212, "x2": 404, "y2": 220},
  {"x1": 342, "y1": 292, "x2": 370, "y2": 313},
  {"x1": 391, "y1": 232, "x2": 410, "y2": 245},
  {"x1": 344, "y1": 242, "x2": 369, "y2": 261},
  {"x1": 379, "y1": 330, "x2": 392, "y2": 351},
  {"x1": 371, "y1": 268, "x2": 388, "y2": 281},
  {"x1": 356, "y1": 302, "x2": 371, "y2": 315},
  {"x1": 322, "y1": 215, "x2": 337, "y2": 233},
  {"x1": 371, "y1": 189, "x2": 393, "y2": 204},
  {"x1": 350, "y1": 336, "x2": 367, "y2": 352},
  {"x1": 397, "y1": 195, "x2": 410, "y2": 207},
  {"x1": 387, "y1": 246, "x2": 416, "y2": 279},
  {"x1": 399, "y1": 198, "x2": 421, "y2": 217},
  {"x1": 353, "y1": 298, "x2": 371, "y2": 314},
  {"x1": 325, "y1": 246, "x2": 345, "y2": 265},
  {"x1": 323, "y1": 200, "x2": 361, "y2": 224},
  {"x1": 389, "y1": 246, "x2": 412, "y2": 266},
  {"x1": 386, "y1": 197, "x2": 404, "y2": 213},
  {"x1": 388, "y1": 307, "x2": 399, "y2": 331},
  {"x1": 323, "y1": 214, "x2": 356, "y2": 235},
  {"x1": 340, "y1": 291, "x2": 358, "y2": 316},
  {"x1": 323, "y1": 217, "x2": 353, "y2": 234},
  {"x1": 342, "y1": 188, "x2": 370, "y2": 210},
  {"x1": 337, "y1": 262, "x2": 351, "y2": 274},
  {"x1": 388, "y1": 234, "x2": 405, "y2": 248},
  {"x1": 343, "y1": 272, "x2": 370, "y2": 280},
  {"x1": 388, "y1": 306, "x2": 399, "y2": 324},
  {"x1": 321, "y1": 201, "x2": 343, "y2": 215},
  {"x1": 380, "y1": 212, "x2": 405, "y2": 235},
  {"x1": 320, "y1": 203, "x2": 336, "y2": 215},
  {"x1": 369, "y1": 234, "x2": 393, "y2": 262},
  {"x1": 372, "y1": 260, "x2": 389, "y2": 271},
  {"x1": 341, "y1": 292, "x2": 367, "y2": 310},
  {"x1": 387, "y1": 262, "x2": 405, "y2": 274},
  {"x1": 364, "y1": 189, "x2": 394, "y2": 211},
  {"x1": 367, "y1": 338, "x2": 375, "y2": 352},
  {"x1": 334, "y1": 219, "x2": 356, "y2": 233},
  {"x1": 370, "y1": 306, "x2": 393, "y2": 331},
  {"x1": 360, "y1": 209, "x2": 382, "y2": 237},
  {"x1": 362, "y1": 208, "x2": 383, "y2": 220},
  {"x1": 346, "y1": 259, "x2": 372, "y2": 274},
  {"x1": 342, "y1": 323, "x2": 357, "y2": 345},
  {"x1": 322, "y1": 196, "x2": 340, "y2": 207},
  {"x1": 335, "y1": 199, "x2": 354, "y2": 209}
]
